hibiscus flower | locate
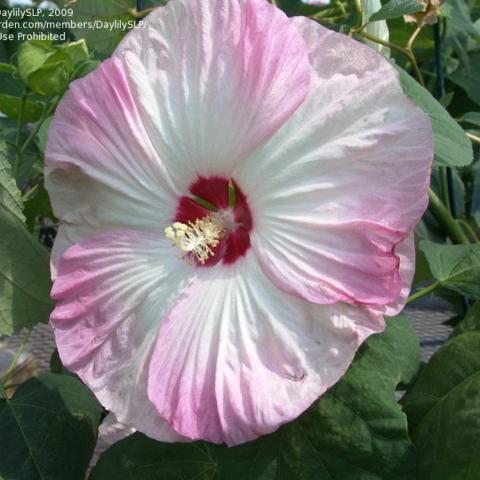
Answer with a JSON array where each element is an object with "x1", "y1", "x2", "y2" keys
[{"x1": 45, "y1": 0, "x2": 433, "y2": 446}]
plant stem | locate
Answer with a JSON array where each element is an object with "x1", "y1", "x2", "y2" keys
[
  {"x1": 312, "y1": 7, "x2": 345, "y2": 19},
  {"x1": 0, "y1": 329, "x2": 32, "y2": 384},
  {"x1": 439, "y1": 167, "x2": 450, "y2": 209},
  {"x1": 407, "y1": 280, "x2": 441, "y2": 304},
  {"x1": 353, "y1": 0, "x2": 362, "y2": 18},
  {"x1": 360, "y1": 31, "x2": 405, "y2": 55},
  {"x1": 335, "y1": 0, "x2": 348, "y2": 17},
  {"x1": 467, "y1": 132, "x2": 480, "y2": 144},
  {"x1": 458, "y1": 219, "x2": 480, "y2": 242},
  {"x1": 18, "y1": 100, "x2": 56, "y2": 159},
  {"x1": 349, "y1": 22, "x2": 368, "y2": 35},
  {"x1": 359, "y1": 31, "x2": 425, "y2": 86},
  {"x1": 433, "y1": 22, "x2": 445, "y2": 98},
  {"x1": 406, "y1": 25, "x2": 422, "y2": 52},
  {"x1": 428, "y1": 188, "x2": 470, "y2": 245},
  {"x1": 404, "y1": 26, "x2": 425, "y2": 86},
  {"x1": 408, "y1": 56, "x2": 425, "y2": 87},
  {"x1": 347, "y1": 0, "x2": 364, "y2": 34}
]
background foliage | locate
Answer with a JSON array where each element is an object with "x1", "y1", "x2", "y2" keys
[{"x1": 0, "y1": 0, "x2": 480, "y2": 478}]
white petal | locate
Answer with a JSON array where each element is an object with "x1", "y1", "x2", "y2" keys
[
  {"x1": 50, "y1": 229, "x2": 192, "y2": 442},
  {"x1": 147, "y1": 253, "x2": 384, "y2": 445},
  {"x1": 114, "y1": 0, "x2": 310, "y2": 178},
  {"x1": 235, "y1": 18, "x2": 432, "y2": 307},
  {"x1": 45, "y1": 58, "x2": 182, "y2": 270}
]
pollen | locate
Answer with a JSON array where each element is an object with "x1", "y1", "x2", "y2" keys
[{"x1": 165, "y1": 214, "x2": 227, "y2": 264}]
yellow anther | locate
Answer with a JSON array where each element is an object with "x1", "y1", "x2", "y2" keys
[
  {"x1": 165, "y1": 214, "x2": 227, "y2": 264},
  {"x1": 173, "y1": 222, "x2": 187, "y2": 230},
  {"x1": 164, "y1": 226, "x2": 175, "y2": 239}
]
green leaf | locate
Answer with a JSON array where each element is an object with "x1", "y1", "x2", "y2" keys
[
  {"x1": 462, "y1": 112, "x2": 480, "y2": 128},
  {"x1": 72, "y1": 0, "x2": 135, "y2": 16},
  {"x1": 0, "y1": 208, "x2": 53, "y2": 335},
  {"x1": 449, "y1": 54, "x2": 480, "y2": 108},
  {"x1": 0, "y1": 141, "x2": 24, "y2": 222},
  {"x1": 0, "y1": 63, "x2": 15, "y2": 74},
  {"x1": 471, "y1": 169, "x2": 480, "y2": 220},
  {"x1": 0, "y1": 93, "x2": 44, "y2": 122},
  {"x1": 441, "y1": 0, "x2": 480, "y2": 38},
  {"x1": 67, "y1": 0, "x2": 137, "y2": 56},
  {"x1": 412, "y1": 246, "x2": 433, "y2": 285},
  {"x1": 50, "y1": 349, "x2": 70, "y2": 375},
  {"x1": 27, "y1": 61, "x2": 70, "y2": 97},
  {"x1": 0, "y1": 373, "x2": 102, "y2": 480},
  {"x1": 17, "y1": 40, "x2": 56, "y2": 82},
  {"x1": 388, "y1": 18, "x2": 434, "y2": 54},
  {"x1": 17, "y1": 41, "x2": 72, "y2": 96},
  {"x1": 0, "y1": 138, "x2": 53, "y2": 335},
  {"x1": 451, "y1": 169, "x2": 466, "y2": 217},
  {"x1": 0, "y1": 70, "x2": 25, "y2": 97},
  {"x1": 401, "y1": 332, "x2": 480, "y2": 479},
  {"x1": 369, "y1": 0, "x2": 424, "y2": 22},
  {"x1": 275, "y1": 0, "x2": 334, "y2": 16},
  {"x1": 398, "y1": 68, "x2": 473, "y2": 167},
  {"x1": 286, "y1": 315, "x2": 419, "y2": 479},
  {"x1": 72, "y1": 59, "x2": 101, "y2": 80},
  {"x1": 439, "y1": 92, "x2": 454, "y2": 108},
  {"x1": 90, "y1": 316, "x2": 419, "y2": 480},
  {"x1": 24, "y1": 177, "x2": 56, "y2": 231},
  {"x1": 37, "y1": 116, "x2": 53, "y2": 154},
  {"x1": 430, "y1": 168, "x2": 465, "y2": 217},
  {"x1": 452, "y1": 301, "x2": 480, "y2": 337},
  {"x1": 5, "y1": 8, "x2": 70, "y2": 56},
  {"x1": 420, "y1": 241, "x2": 480, "y2": 299},
  {"x1": 60, "y1": 40, "x2": 90, "y2": 65}
]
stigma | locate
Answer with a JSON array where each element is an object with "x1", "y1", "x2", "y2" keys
[{"x1": 165, "y1": 213, "x2": 228, "y2": 264}]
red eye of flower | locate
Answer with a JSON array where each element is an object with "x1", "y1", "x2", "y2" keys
[{"x1": 168, "y1": 176, "x2": 253, "y2": 266}]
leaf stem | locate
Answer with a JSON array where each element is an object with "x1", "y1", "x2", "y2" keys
[
  {"x1": 428, "y1": 188, "x2": 470, "y2": 245},
  {"x1": 407, "y1": 280, "x2": 441, "y2": 304}
]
